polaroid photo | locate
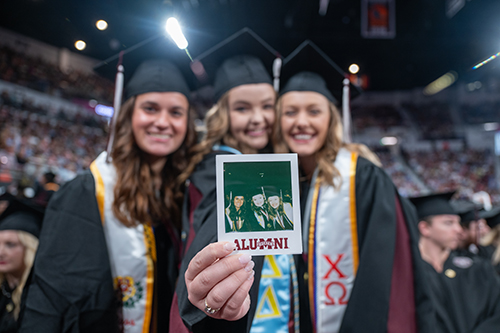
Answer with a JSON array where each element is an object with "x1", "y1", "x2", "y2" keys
[{"x1": 216, "y1": 153, "x2": 302, "y2": 255}]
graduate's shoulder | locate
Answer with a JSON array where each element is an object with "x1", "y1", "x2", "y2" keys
[
  {"x1": 46, "y1": 170, "x2": 96, "y2": 214},
  {"x1": 354, "y1": 154, "x2": 397, "y2": 191}
]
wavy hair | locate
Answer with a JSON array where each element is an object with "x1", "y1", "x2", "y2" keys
[
  {"x1": 111, "y1": 96, "x2": 197, "y2": 228},
  {"x1": 0, "y1": 231, "x2": 39, "y2": 319},
  {"x1": 274, "y1": 96, "x2": 381, "y2": 189},
  {"x1": 181, "y1": 89, "x2": 277, "y2": 180}
]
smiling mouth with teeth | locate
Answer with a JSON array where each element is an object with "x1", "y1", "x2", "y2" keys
[
  {"x1": 293, "y1": 134, "x2": 313, "y2": 140},
  {"x1": 148, "y1": 133, "x2": 172, "y2": 139}
]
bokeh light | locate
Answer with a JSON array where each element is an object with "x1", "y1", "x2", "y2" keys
[
  {"x1": 96, "y1": 20, "x2": 108, "y2": 31},
  {"x1": 75, "y1": 40, "x2": 86, "y2": 51},
  {"x1": 349, "y1": 63, "x2": 360, "y2": 74}
]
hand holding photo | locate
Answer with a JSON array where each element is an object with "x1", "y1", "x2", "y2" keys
[{"x1": 216, "y1": 154, "x2": 302, "y2": 255}]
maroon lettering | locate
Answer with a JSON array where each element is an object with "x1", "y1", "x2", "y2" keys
[
  {"x1": 324, "y1": 281, "x2": 348, "y2": 305},
  {"x1": 234, "y1": 239, "x2": 241, "y2": 251},
  {"x1": 274, "y1": 238, "x2": 283, "y2": 249},
  {"x1": 322, "y1": 254, "x2": 347, "y2": 279},
  {"x1": 284, "y1": 237, "x2": 289, "y2": 249},
  {"x1": 241, "y1": 239, "x2": 250, "y2": 250},
  {"x1": 249, "y1": 238, "x2": 258, "y2": 250}
]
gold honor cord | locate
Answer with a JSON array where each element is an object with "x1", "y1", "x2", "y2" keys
[
  {"x1": 308, "y1": 177, "x2": 321, "y2": 332},
  {"x1": 349, "y1": 152, "x2": 360, "y2": 275},
  {"x1": 90, "y1": 161, "x2": 105, "y2": 225}
]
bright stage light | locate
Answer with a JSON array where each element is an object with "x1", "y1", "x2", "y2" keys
[
  {"x1": 96, "y1": 20, "x2": 108, "y2": 31},
  {"x1": 349, "y1": 64, "x2": 360, "y2": 74},
  {"x1": 381, "y1": 136, "x2": 398, "y2": 146},
  {"x1": 165, "y1": 17, "x2": 188, "y2": 49},
  {"x1": 75, "y1": 40, "x2": 86, "y2": 51}
]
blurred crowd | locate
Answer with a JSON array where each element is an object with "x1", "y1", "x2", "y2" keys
[
  {"x1": 0, "y1": 45, "x2": 114, "y2": 104},
  {"x1": 1, "y1": 45, "x2": 499, "y2": 208}
]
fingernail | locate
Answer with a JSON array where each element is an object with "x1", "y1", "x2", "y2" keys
[
  {"x1": 245, "y1": 260, "x2": 255, "y2": 272},
  {"x1": 224, "y1": 242, "x2": 236, "y2": 252},
  {"x1": 248, "y1": 270, "x2": 255, "y2": 280},
  {"x1": 238, "y1": 253, "x2": 252, "y2": 265}
]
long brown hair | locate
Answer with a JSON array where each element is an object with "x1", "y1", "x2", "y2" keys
[
  {"x1": 111, "y1": 96, "x2": 196, "y2": 228},
  {"x1": 274, "y1": 95, "x2": 381, "y2": 189}
]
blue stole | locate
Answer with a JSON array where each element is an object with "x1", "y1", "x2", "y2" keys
[
  {"x1": 251, "y1": 255, "x2": 293, "y2": 333},
  {"x1": 212, "y1": 143, "x2": 241, "y2": 155}
]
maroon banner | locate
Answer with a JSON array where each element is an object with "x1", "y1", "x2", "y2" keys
[{"x1": 361, "y1": 0, "x2": 396, "y2": 39}]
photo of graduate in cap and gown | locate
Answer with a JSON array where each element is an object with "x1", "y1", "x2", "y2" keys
[
  {"x1": 412, "y1": 192, "x2": 500, "y2": 333},
  {"x1": 265, "y1": 187, "x2": 293, "y2": 231},
  {"x1": 248, "y1": 187, "x2": 272, "y2": 231},
  {"x1": 225, "y1": 186, "x2": 250, "y2": 232}
]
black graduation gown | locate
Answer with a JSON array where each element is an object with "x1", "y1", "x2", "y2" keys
[
  {"x1": 18, "y1": 171, "x2": 178, "y2": 333},
  {"x1": 0, "y1": 281, "x2": 17, "y2": 333},
  {"x1": 174, "y1": 154, "x2": 434, "y2": 332},
  {"x1": 423, "y1": 251, "x2": 500, "y2": 333}
]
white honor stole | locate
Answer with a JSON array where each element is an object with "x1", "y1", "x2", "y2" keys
[
  {"x1": 306, "y1": 148, "x2": 359, "y2": 333},
  {"x1": 90, "y1": 152, "x2": 156, "y2": 333}
]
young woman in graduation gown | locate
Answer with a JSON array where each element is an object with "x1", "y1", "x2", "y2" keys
[
  {"x1": 169, "y1": 30, "x2": 278, "y2": 332},
  {"x1": 0, "y1": 195, "x2": 42, "y2": 333},
  {"x1": 19, "y1": 60, "x2": 197, "y2": 333},
  {"x1": 180, "y1": 41, "x2": 434, "y2": 333}
]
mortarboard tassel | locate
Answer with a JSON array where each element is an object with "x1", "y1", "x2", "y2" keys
[
  {"x1": 342, "y1": 77, "x2": 352, "y2": 144},
  {"x1": 106, "y1": 52, "x2": 125, "y2": 163},
  {"x1": 273, "y1": 57, "x2": 282, "y2": 92}
]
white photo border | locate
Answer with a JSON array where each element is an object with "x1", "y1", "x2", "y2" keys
[{"x1": 216, "y1": 153, "x2": 302, "y2": 255}]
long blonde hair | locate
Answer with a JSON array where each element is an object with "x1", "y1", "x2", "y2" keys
[
  {"x1": 111, "y1": 96, "x2": 197, "y2": 228},
  {"x1": 274, "y1": 95, "x2": 381, "y2": 189},
  {"x1": 0, "y1": 231, "x2": 39, "y2": 319},
  {"x1": 480, "y1": 225, "x2": 500, "y2": 265}
]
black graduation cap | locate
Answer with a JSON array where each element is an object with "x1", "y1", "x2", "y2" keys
[
  {"x1": 262, "y1": 186, "x2": 280, "y2": 199},
  {"x1": 0, "y1": 193, "x2": 43, "y2": 238},
  {"x1": 93, "y1": 34, "x2": 196, "y2": 101},
  {"x1": 279, "y1": 40, "x2": 361, "y2": 143},
  {"x1": 409, "y1": 192, "x2": 457, "y2": 220},
  {"x1": 280, "y1": 40, "x2": 362, "y2": 104},
  {"x1": 193, "y1": 27, "x2": 282, "y2": 102},
  {"x1": 481, "y1": 206, "x2": 500, "y2": 229},
  {"x1": 450, "y1": 201, "x2": 477, "y2": 227}
]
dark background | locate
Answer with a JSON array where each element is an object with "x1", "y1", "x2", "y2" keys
[{"x1": 1, "y1": 0, "x2": 500, "y2": 91}]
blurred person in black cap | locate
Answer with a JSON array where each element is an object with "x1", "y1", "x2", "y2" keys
[
  {"x1": 452, "y1": 201, "x2": 495, "y2": 260},
  {"x1": 412, "y1": 192, "x2": 500, "y2": 332},
  {"x1": 0, "y1": 193, "x2": 42, "y2": 333},
  {"x1": 480, "y1": 207, "x2": 500, "y2": 275},
  {"x1": 19, "y1": 35, "x2": 197, "y2": 333},
  {"x1": 172, "y1": 28, "x2": 281, "y2": 331},
  {"x1": 32, "y1": 171, "x2": 59, "y2": 208}
]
